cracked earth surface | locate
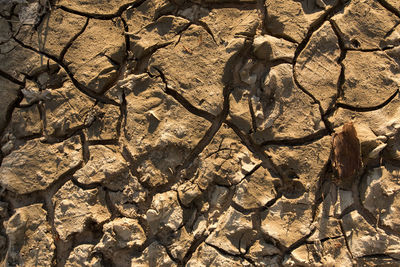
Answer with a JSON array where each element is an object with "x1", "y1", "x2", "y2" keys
[{"x1": 1, "y1": 0, "x2": 400, "y2": 266}]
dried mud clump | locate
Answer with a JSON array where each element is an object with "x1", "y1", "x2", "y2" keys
[{"x1": 1, "y1": 0, "x2": 400, "y2": 266}]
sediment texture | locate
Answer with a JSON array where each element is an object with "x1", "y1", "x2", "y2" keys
[{"x1": 1, "y1": 0, "x2": 400, "y2": 266}]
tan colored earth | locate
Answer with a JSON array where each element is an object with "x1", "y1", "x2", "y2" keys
[{"x1": 1, "y1": 0, "x2": 400, "y2": 266}]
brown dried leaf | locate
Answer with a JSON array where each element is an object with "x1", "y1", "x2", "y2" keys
[{"x1": 331, "y1": 122, "x2": 362, "y2": 189}]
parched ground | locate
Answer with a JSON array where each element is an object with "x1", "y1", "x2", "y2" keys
[{"x1": 1, "y1": 0, "x2": 400, "y2": 266}]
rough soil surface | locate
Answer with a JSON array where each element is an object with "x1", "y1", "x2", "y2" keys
[{"x1": 1, "y1": 0, "x2": 400, "y2": 266}]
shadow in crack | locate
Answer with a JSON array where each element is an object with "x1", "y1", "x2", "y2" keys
[
  {"x1": 146, "y1": 113, "x2": 160, "y2": 134},
  {"x1": 294, "y1": 0, "x2": 330, "y2": 14},
  {"x1": 281, "y1": 179, "x2": 306, "y2": 199}
]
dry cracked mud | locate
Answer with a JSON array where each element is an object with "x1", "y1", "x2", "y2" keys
[{"x1": 1, "y1": 0, "x2": 400, "y2": 266}]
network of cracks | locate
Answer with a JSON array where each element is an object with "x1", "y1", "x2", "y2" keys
[{"x1": 1, "y1": 0, "x2": 400, "y2": 266}]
